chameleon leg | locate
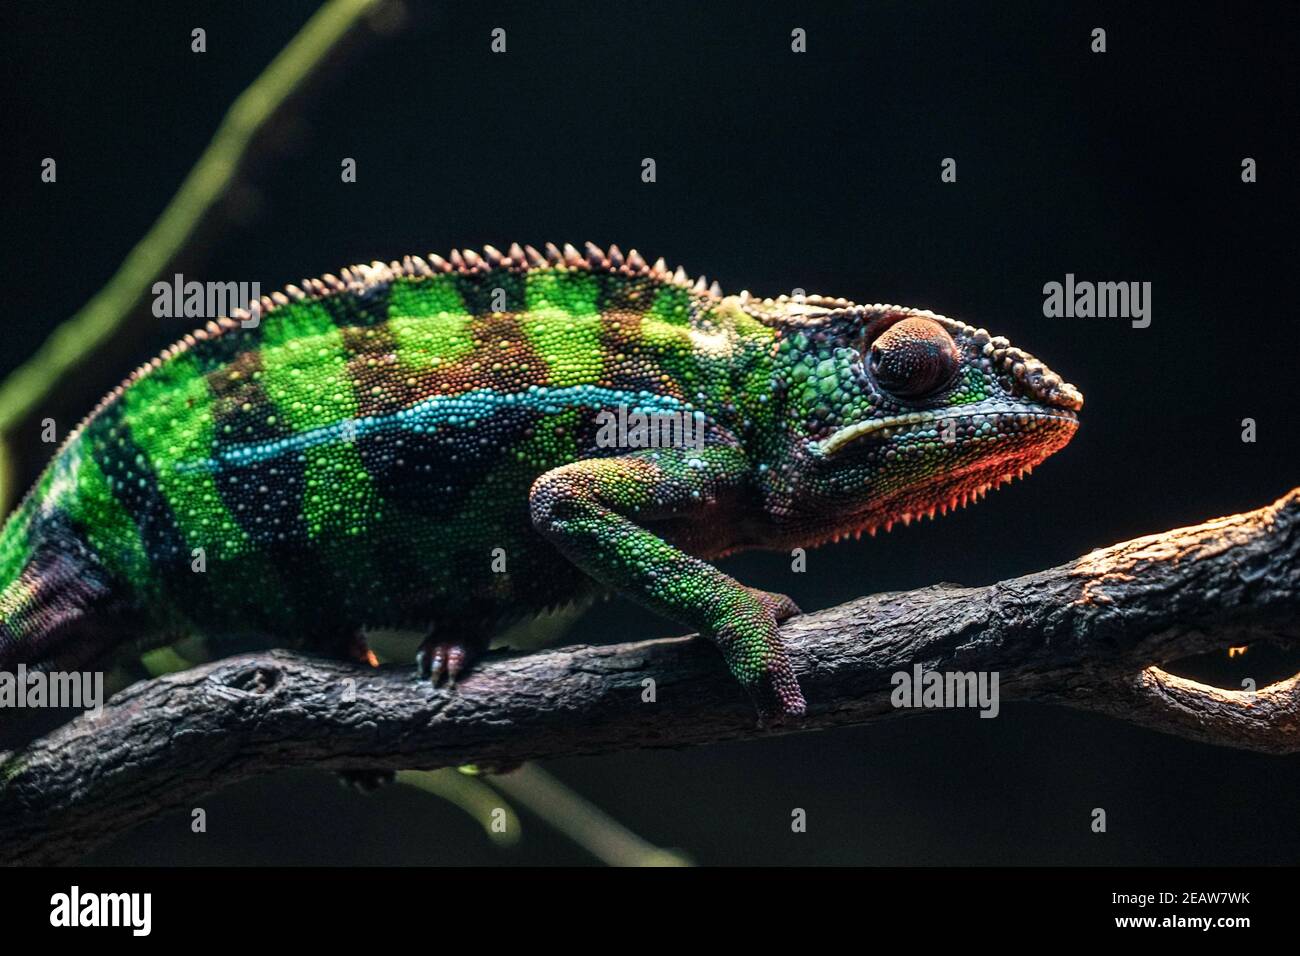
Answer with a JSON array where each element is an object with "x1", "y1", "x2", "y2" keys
[{"x1": 530, "y1": 446, "x2": 805, "y2": 718}]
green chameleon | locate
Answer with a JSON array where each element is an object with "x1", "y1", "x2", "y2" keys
[{"x1": 0, "y1": 243, "x2": 1081, "y2": 717}]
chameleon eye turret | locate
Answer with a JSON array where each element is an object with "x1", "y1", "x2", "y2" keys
[
  {"x1": 867, "y1": 317, "x2": 961, "y2": 399},
  {"x1": 0, "y1": 245, "x2": 1081, "y2": 719}
]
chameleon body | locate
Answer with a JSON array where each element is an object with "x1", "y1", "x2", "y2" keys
[{"x1": 0, "y1": 243, "x2": 1081, "y2": 716}]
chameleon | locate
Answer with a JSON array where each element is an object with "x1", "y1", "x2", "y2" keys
[{"x1": 0, "y1": 242, "x2": 1082, "y2": 718}]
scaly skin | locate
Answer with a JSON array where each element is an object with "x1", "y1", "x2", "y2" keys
[{"x1": 0, "y1": 242, "x2": 1082, "y2": 717}]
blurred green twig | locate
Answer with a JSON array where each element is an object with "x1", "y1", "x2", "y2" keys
[
  {"x1": 0, "y1": 0, "x2": 389, "y2": 509},
  {"x1": 488, "y1": 765, "x2": 692, "y2": 866},
  {"x1": 396, "y1": 770, "x2": 522, "y2": 847},
  {"x1": 401, "y1": 764, "x2": 691, "y2": 865}
]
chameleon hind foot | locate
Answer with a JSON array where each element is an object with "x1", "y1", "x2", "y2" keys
[{"x1": 415, "y1": 632, "x2": 478, "y2": 687}]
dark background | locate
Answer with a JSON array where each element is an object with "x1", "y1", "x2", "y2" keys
[{"x1": 2, "y1": 0, "x2": 1297, "y2": 864}]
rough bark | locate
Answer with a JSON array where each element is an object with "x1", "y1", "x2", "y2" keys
[{"x1": 2, "y1": 488, "x2": 1297, "y2": 865}]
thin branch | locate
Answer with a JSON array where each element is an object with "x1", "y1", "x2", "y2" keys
[{"x1": 1, "y1": 488, "x2": 1297, "y2": 865}]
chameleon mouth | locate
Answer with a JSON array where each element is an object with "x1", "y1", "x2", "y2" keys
[
  {"x1": 843, "y1": 452, "x2": 1052, "y2": 540},
  {"x1": 812, "y1": 399, "x2": 1080, "y2": 543},
  {"x1": 816, "y1": 398, "x2": 1079, "y2": 458},
  {"x1": 824, "y1": 428, "x2": 1077, "y2": 543}
]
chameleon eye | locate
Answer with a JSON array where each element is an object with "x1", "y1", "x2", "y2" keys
[{"x1": 867, "y1": 317, "x2": 960, "y2": 398}]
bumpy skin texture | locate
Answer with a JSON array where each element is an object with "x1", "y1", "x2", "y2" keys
[{"x1": 0, "y1": 243, "x2": 1081, "y2": 717}]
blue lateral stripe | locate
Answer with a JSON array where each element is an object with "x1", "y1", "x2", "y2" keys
[{"x1": 177, "y1": 385, "x2": 696, "y2": 473}]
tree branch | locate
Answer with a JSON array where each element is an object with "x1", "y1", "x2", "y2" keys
[{"x1": 2, "y1": 488, "x2": 1298, "y2": 865}]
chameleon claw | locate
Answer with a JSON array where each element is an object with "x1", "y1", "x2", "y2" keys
[
  {"x1": 443, "y1": 643, "x2": 468, "y2": 683},
  {"x1": 753, "y1": 691, "x2": 808, "y2": 729},
  {"x1": 760, "y1": 680, "x2": 808, "y2": 724},
  {"x1": 745, "y1": 642, "x2": 807, "y2": 724}
]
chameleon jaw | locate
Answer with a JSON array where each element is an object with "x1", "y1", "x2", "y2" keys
[{"x1": 816, "y1": 398, "x2": 1079, "y2": 458}]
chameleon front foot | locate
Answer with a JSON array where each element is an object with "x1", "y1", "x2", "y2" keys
[
  {"x1": 737, "y1": 645, "x2": 807, "y2": 722},
  {"x1": 713, "y1": 602, "x2": 807, "y2": 721},
  {"x1": 741, "y1": 586, "x2": 802, "y2": 623}
]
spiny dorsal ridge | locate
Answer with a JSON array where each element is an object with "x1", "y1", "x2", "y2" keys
[{"x1": 160, "y1": 243, "x2": 730, "y2": 357}]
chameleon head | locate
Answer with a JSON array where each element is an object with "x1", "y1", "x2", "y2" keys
[{"x1": 771, "y1": 302, "x2": 1082, "y2": 535}]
